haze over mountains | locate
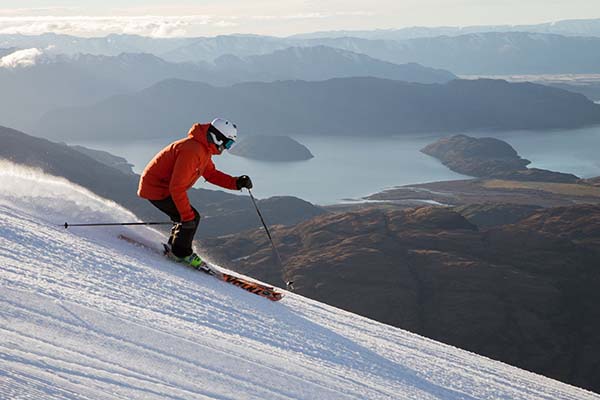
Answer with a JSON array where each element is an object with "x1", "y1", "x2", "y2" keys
[
  {"x1": 3, "y1": 19, "x2": 600, "y2": 73},
  {"x1": 3, "y1": 17, "x2": 600, "y2": 133},
  {"x1": 0, "y1": 33, "x2": 195, "y2": 58},
  {"x1": 0, "y1": 45, "x2": 453, "y2": 86},
  {"x1": 213, "y1": 46, "x2": 454, "y2": 83},
  {"x1": 4, "y1": 17, "x2": 600, "y2": 55},
  {"x1": 5, "y1": 32, "x2": 600, "y2": 75},
  {"x1": 0, "y1": 45, "x2": 453, "y2": 131},
  {"x1": 291, "y1": 18, "x2": 600, "y2": 40},
  {"x1": 371, "y1": 32, "x2": 600, "y2": 75}
]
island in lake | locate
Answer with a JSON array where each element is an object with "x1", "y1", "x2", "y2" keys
[
  {"x1": 360, "y1": 134, "x2": 600, "y2": 209},
  {"x1": 229, "y1": 135, "x2": 314, "y2": 162},
  {"x1": 420, "y1": 134, "x2": 580, "y2": 183}
]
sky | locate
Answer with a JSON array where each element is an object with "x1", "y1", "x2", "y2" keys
[{"x1": 0, "y1": 1, "x2": 600, "y2": 37}]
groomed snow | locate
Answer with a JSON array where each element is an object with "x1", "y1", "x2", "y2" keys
[{"x1": 0, "y1": 161, "x2": 598, "y2": 400}]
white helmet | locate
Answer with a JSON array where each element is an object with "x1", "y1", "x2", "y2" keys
[{"x1": 211, "y1": 118, "x2": 237, "y2": 140}]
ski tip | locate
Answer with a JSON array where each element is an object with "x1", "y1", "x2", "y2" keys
[{"x1": 272, "y1": 293, "x2": 284, "y2": 301}]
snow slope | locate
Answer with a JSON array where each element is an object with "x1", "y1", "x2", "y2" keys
[{"x1": 0, "y1": 161, "x2": 598, "y2": 400}]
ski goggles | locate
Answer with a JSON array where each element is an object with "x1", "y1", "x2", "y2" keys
[
  {"x1": 223, "y1": 138, "x2": 235, "y2": 150},
  {"x1": 208, "y1": 124, "x2": 236, "y2": 150}
]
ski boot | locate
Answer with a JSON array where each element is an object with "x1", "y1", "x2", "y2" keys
[
  {"x1": 163, "y1": 244, "x2": 205, "y2": 269},
  {"x1": 180, "y1": 253, "x2": 215, "y2": 275},
  {"x1": 178, "y1": 252, "x2": 204, "y2": 268}
]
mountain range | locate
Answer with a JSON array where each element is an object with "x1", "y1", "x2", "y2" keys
[
  {"x1": 4, "y1": 29, "x2": 600, "y2": 133},
  {"x1": 293, "y1": 33, "x2": 600, "y2": 75},
  {"x1": 4, "y1": 29, "x2": 600, "y2": 75},
  {"x1": 381, "y1": 32, "x2": 600, "y2": 75},
  {"x1": 0, "y1": 32, "x2": 195, "y2": 58},
  {"x1": 291, "y1": 18, "x2": 600, "y2": 40},
  {"x1": 0, "y1": 47, "x2": 17, "y2": 57},
  {"x1": 212, "y1": 46, "x2": 455, "y2": 83},
  {"x1": 35, "y1": 77, "x2": 600, "y2": 141},
  {"x1": 0, "y1": 46, "x2": 454, "y2": 131}
]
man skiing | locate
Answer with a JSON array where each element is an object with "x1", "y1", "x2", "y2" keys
[{"x1": 137, "y1": 118, "x2": 253, "y2": 267}]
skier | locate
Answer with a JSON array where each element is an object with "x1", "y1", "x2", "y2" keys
[{"x1": 137, "y1": 118, "x2": 253, "y2": 267}]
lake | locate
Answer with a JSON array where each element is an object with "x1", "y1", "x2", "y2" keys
[{"x1": 73, "y1": 126, "x2": 600, "y2": 205}]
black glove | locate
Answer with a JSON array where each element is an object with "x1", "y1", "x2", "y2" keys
[
  {"x1": 236, "y1": 175, "x2": 253, "y2": 190},
  {"x1": 179, "y1": 211, "x2": 200, "y2": 230},
  {"x1": 180, "y1": 220, "x2": 197, "y2": 230}
]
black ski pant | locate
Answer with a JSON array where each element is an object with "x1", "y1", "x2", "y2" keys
[{"x1": 148, "y1": 196, "x2": 200, "y2": 258}]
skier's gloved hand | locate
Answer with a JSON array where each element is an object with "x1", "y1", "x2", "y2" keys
[
  {"x1": 236, "y1": 175, "x2": 253, "y2": 190},
  {"x1": 180, "y1": 219, "x2": 197, "y2": 230}
]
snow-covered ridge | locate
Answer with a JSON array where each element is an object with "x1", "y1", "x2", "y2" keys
[
  {"x1": 0, "y1": 47, "x2": 45, "y2": 68},
  {"x1": 1, "y1": 161, "x2": 598, "y2": 399}
]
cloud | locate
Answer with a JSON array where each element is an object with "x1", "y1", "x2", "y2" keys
[
  {"x1": 0, "y1": 7, "x2": 76, "y2": 16},
  {"x1": 0, "y1": 48, "x2": 44, "y2": 68},
  {"x1": 250, "y1": 11, "x2": 375, "y2": 21},
  {"x1": 0, "y1": 11, "x2": 373, "y2": 37},
  {"x1": 0, "y1": 16, "x2": 215, "y2": 38},
  {"x1": 213, "y1": 20, "x2": 239, "y2": 28}
]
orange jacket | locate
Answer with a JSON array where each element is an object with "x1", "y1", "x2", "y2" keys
[{"x1": 137, "y1": 123, "x2": 238, "y2": 221}]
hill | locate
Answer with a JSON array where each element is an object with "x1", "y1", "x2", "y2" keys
[
  {"x1": 1, "y1": 162, "x2": 598, "y2": 399},
  {"x1": 36, "y1": 77, "x2": 600, "y2": 141},
  {"x1": 367, "y1": 178, "x2": 600, "y2": 208},
  {"x1": 202, "y1": 205, "x2": 600, "y2": 393},
  {"x1": 70, "y1": 144, "x2": 136, "y2": 175}
]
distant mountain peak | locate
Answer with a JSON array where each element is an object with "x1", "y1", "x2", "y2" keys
[{"x1": 0, "y1": 47, "x2": 49, "y2": 68}]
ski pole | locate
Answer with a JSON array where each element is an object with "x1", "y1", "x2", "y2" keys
[
  {"x1": 247, "y1": 189, "x2": 294, "y2": 290},
  {"x1": 63, "y1": 221, "x2": 172, "y2": 229}
]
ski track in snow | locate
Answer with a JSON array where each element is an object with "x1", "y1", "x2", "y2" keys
[{"x1": 0, "y1": 163, "x2": 599, "y2": 400}]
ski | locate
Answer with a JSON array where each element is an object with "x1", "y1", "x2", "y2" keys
[
  {"x1": 161, "y1": 244, "x2": 284, "y2": 302},
  {"x1": 118, "y1": 234, "x2": 284, "y2": 301}
]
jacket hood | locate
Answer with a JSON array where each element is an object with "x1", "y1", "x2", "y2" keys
[{"x1": 187, "y1": 123, "x2": 220, "y2": 155}]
